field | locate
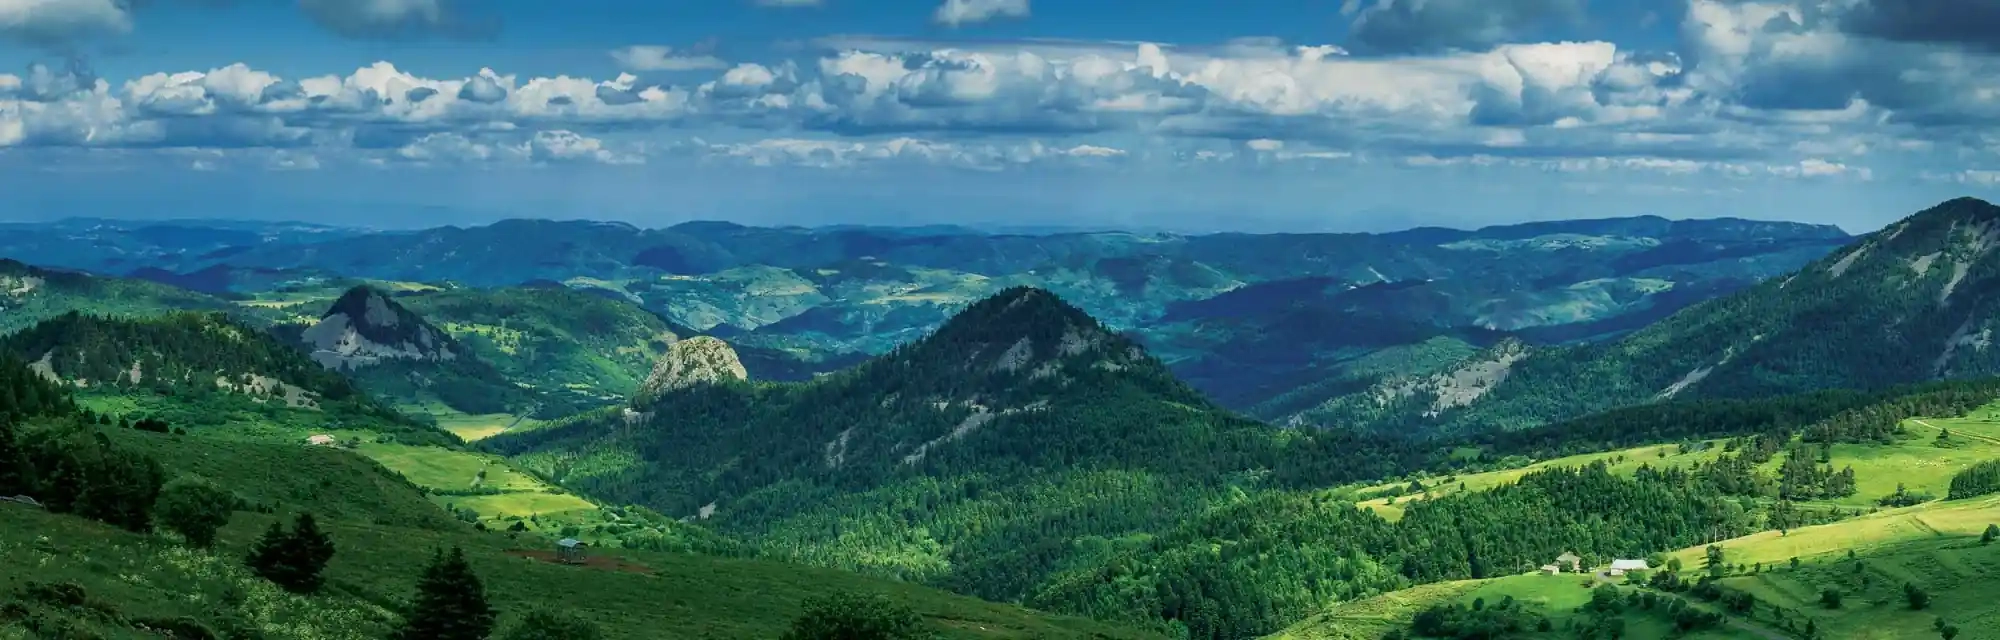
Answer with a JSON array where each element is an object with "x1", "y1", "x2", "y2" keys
[
  {"x1": 1264, "y1": 572, "x2": 1747, "y2": 640},
  {"x1": 1662, "y1": 495, "x2": 2000, "y2": 640},
  {"x1": 0, "y1": 429, "x2": 1157, "y2": 640}
]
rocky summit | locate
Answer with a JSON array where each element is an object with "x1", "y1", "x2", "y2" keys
[{"x1": 634, "y1": 336, "x2": 748, "y2": 404}]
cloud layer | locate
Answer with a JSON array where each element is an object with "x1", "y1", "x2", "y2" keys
[{"x1": 0, "y1": 0, "x2": 1996, "y2": 192}]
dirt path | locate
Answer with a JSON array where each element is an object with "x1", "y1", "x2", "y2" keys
[
  {"x1": 505, "y1": 549, "x2": 654, "y2": 575},
  {"x1": 1914, "y1": 419, "x2": 2000, "y2": 446}
]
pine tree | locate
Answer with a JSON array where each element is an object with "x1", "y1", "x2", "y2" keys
[
  {"x1": 154, "y1": 476, "x2": 237, "y2": 548},
  {"x1": 244, "y1": 513, "x2": 334, "y2": 593},
  {"x1": 1983, "y1": 524, "x2": 1998, "y2": 545},
  {"x1": 392, "y1": 546, "x2": 497, "y2": 640},
  {"x1": 0, "y1": 419, "x2": 27, "y2": 496}
]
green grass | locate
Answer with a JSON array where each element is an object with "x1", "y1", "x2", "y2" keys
[
  {"x1": 1789, "y1": 417, "x2": 2000, "y2": 509},
  {"x1": 0, "y1": 429, "x2": 1158, "y2": 640},
  {"x1": 1263, "y1": 573, "x2": 1750, "y2": 640},
  {"x1": 1662, "y1": 495, "x2": 2000, "y2": 640}
]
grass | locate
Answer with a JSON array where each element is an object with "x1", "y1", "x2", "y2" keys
[
  {"x1": 1662, "y1": 495, "x2": 2000, "y2": 640},
  {"x1": 0, "y1": 428, "x2": 1158, "y2": 640},
  {"x1": 1264, "y1": 573, "x2": 1750, "y2": 640}
]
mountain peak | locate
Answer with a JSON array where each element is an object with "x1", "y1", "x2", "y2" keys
[
  {"x1": 302, "y1": 285, "x2": 459, "y2": 370},
  {"x1": 915, "y1": 287, "x2": 1154, "y2": 380},
  {"x1": 633, "y1": 336, "x2": 748, "y2": 405}
]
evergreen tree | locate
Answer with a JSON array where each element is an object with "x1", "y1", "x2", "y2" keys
[
  {"x1": 1983, "y1": 524, "x2": 1998, "y2": 545},
  {"x1": 245, "y1": 513, "x2": 334, "y2": 593},
  {"x1": 0, "y1": 419, "x2": 26, "y2": 496},
  {"x1": 154, "y1": 476, "x2": 237, "y2": 548},
  {"x1": 1905, "y1": 583, "x2": 1931, "y2": 610},
  {"x1": 392, "y1": 546, "x2": 497, "y2": 640}
]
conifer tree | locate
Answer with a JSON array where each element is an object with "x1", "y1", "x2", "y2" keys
[
  {"x1": 245, "y1": 513, "x2": 335, "y2": 593},
  {"x1": 392, "y1": 546, "x2": 497, "y2": 640},
  {"x1": 0, "y1": 419, "x2": 26, "y2": 496}
]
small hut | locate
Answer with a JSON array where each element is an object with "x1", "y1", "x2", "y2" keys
[
  {"x1": 1555, "y1": 551, "x2": 1582, "y2": 573},
  {"x1": 556, "y1": 538, "x2": 588, "y2": 564},
  {"x1": 1539, "y1": 564, "x2": 1561, "y2": 576},
  {"x1": 306, "y1": 434, "x2": 336, "y2": 446}
]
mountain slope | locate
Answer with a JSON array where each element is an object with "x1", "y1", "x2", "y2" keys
[
  {"x1": 0, "y1": 311, "x2": 437, "y2": 439},
  {"x1": 0, "y1": 385, "x2": 1157, "y2": 639},
  {"x1": 485, "y1": 287, "x2": 1378, "y2": 603},
  {"x1": 395, "y1": 285, "x2": 689, "y2": 409},
  {"x1": 0, "y1": 259, "x2": 242, "y2": 334},
  {"x1": 291, "y1": 286, "x2": 537, "y2": 417},
  {"x1": 1290, "y1": 197, "x2": 2000, "y2": 436}
]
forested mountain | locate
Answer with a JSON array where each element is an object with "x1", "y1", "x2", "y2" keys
[
  {"x1": 484, "y1": 287, "x2": 1395, "y2": 605},
  {"x1": 0, "y1": 259, "x2": 244, "y2": 334},
  {"x1": 392, "y1": 285, "x2": 689, "y2": 408},
  {"x1": 287, "y1": 286, "x2": 539, "y2": 417},
  {"x1": 2, "y1": 215, "x2": 1850, "y2": 415},
  {"x1": 0, "y1": 311, "x2": 428, "y2": 434},
  {"x1": 1287, "y1": 197, "x2": 2000, "y2": 436}
]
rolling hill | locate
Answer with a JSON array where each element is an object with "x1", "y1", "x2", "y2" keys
[
  {"x1": 393, "y1": 284, "x2": 690, "y2": 408},
  {"x1": 1286, "y1": 197, "x2": 2000, "y2": 437},
  {"x1": 483, "y1": 287, "x2": 1390, "y2": 609},
  {"x1": 287, "y1": 285, "x2": 541, "y2": 419},
  {"x1": 3, "y1": 214, "x2": 1854, "y2": 417},
  {"x1": 0, "y1": 359, "x2": 1161, "y2": 640},
  {"x1": 0, "y1": 259, "x2": 243, "y2": 334}
]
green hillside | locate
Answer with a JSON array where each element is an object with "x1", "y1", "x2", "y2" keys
[
  {"x1": 485, "y1": 288, "x2": 1411, "y2": 615},
  {"x1": 0, "y1": 363, "x2": 1158, "y2": 639},
  {"x1": 395, "y1": 284, "x2": 686, "y2": 408},
  {"x1": 287, "y1": 286, "x2": 542, "y2": 419},
  {"x1": 1290, "y1": 197, "x2": 2000, "y2": 437},
  {"x1": 0, "y1": 311, "x2": 437, "y2": 442},
  {"x1": 0, "y1": 259, "x2": 246, "y2": 334}
]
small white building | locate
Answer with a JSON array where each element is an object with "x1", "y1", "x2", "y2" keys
[
  {"x1": 1610, "y1": 559, "x2": 1650, "y2": 573},
  {"x1": 306, "y1": 434, "x2": 336, "y2": 446},
  {"x1": 1540, "y1": 564, "x2": 1561, "y2": 575}
]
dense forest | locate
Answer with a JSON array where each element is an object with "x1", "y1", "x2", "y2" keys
[{"x1": 484, "y1": 287, "x2": 1998, "y2": 638}]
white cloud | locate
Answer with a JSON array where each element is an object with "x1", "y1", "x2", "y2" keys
[
  {"x1": 0, "y1": 0, "x2": 129, "y2": 41},
  {"x1": 611, "y1": 46, "x2": 729, "y2": 72},
  {"x1": 935, "y1": 0, "x2": 1030, "y2": 27}
]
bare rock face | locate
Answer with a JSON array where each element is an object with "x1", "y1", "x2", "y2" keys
[
  {"x1": 634, "y1": 336, "x2": 747, "y2": 404},
  {"x1": 301, "y1": 286, "x2": 459, "y2": 371}
]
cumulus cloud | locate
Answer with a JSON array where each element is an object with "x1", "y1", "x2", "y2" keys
[
  {"x1": 1345, "y1": 0, "x2": 1586, "y2": 54},
  {"x1": 17, "y1": 6, "x2": 2000, "y2": 184},
  {"x1": 935, "y1": 0, "x2": 1029, "y2": 27}
]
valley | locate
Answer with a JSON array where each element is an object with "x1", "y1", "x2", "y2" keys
[{"x1": 3, "y1": 199, "x2": 1999, "y2": 640}]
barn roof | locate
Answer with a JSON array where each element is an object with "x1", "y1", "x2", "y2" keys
[
  {"x1": 1556, "y1": 552, "x2": 1581, "y2": 561},
  {"x1": 557, "y1": 538, "x2": 586, "y2": 548},
  {"x1": 1610, "y1": 559, "x2": 1650, "y2": 571}
]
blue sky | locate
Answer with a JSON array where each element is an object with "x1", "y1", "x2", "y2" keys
[{"x1": 0, "y1": 0, "x2": 1996, "y2": 232}]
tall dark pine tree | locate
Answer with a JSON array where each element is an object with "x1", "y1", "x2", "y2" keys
[
  {"x1": 0, "y1": 419, "x2": 26, "y2": 496},
  {"x1": 245, "y1": 513, "x2": 335, "y2": 593},
  {"x1": 392, "y1": 546, "x2": 497, "y2": 640}
]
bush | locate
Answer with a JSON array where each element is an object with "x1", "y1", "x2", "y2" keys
[
  {"x1": 155, "y1": 476, "x2": 238, "y2": 548},
  {"x1": 782, "y1": 593, "x2": 933, "y2": 640},
  {"x1": 245, "y1": 513, "x2": 335, "y2": 594},
  {"x1": 1820, "y1": 589, "x2": 1843, "y2": 609},
  {"x1": 498, "y1": 609, "x2": 604, "y2": 640}
]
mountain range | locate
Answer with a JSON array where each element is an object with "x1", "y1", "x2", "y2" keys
[
  {"x1": 14, "y1": 199, "x2": 2000, "y2": 640},
  {"x1": 4, "y1": 214, "x2": 1853, "y2": 420}
]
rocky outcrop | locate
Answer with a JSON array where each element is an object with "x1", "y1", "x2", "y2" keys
[
  {"x1": 633, "y1": 336, "x2": 747, "y2": 404},
  {"x1": 301, "y1": 286, "x2": 459, "y2": 371}
]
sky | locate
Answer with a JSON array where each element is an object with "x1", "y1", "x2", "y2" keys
[{"x1": 1, "y1": 0, "x2": 1998, "y2": 233}]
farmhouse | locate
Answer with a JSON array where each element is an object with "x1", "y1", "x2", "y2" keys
[
  {"x1": 1540, "y1": 564, "x2": 1561, "y2": 576},
  {"x1": 556, "y1": 538, "x2": 589, "y2": 564},
  {"x1": 306, "y1": 434, "x2": 336, "y2": 446},
  {"x1": 1555, "y1": 551, "x2": 1582, "y2": 573},
  {"x1": 1608, "y1": 558, "x2": 1650, "y2": 576}
]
